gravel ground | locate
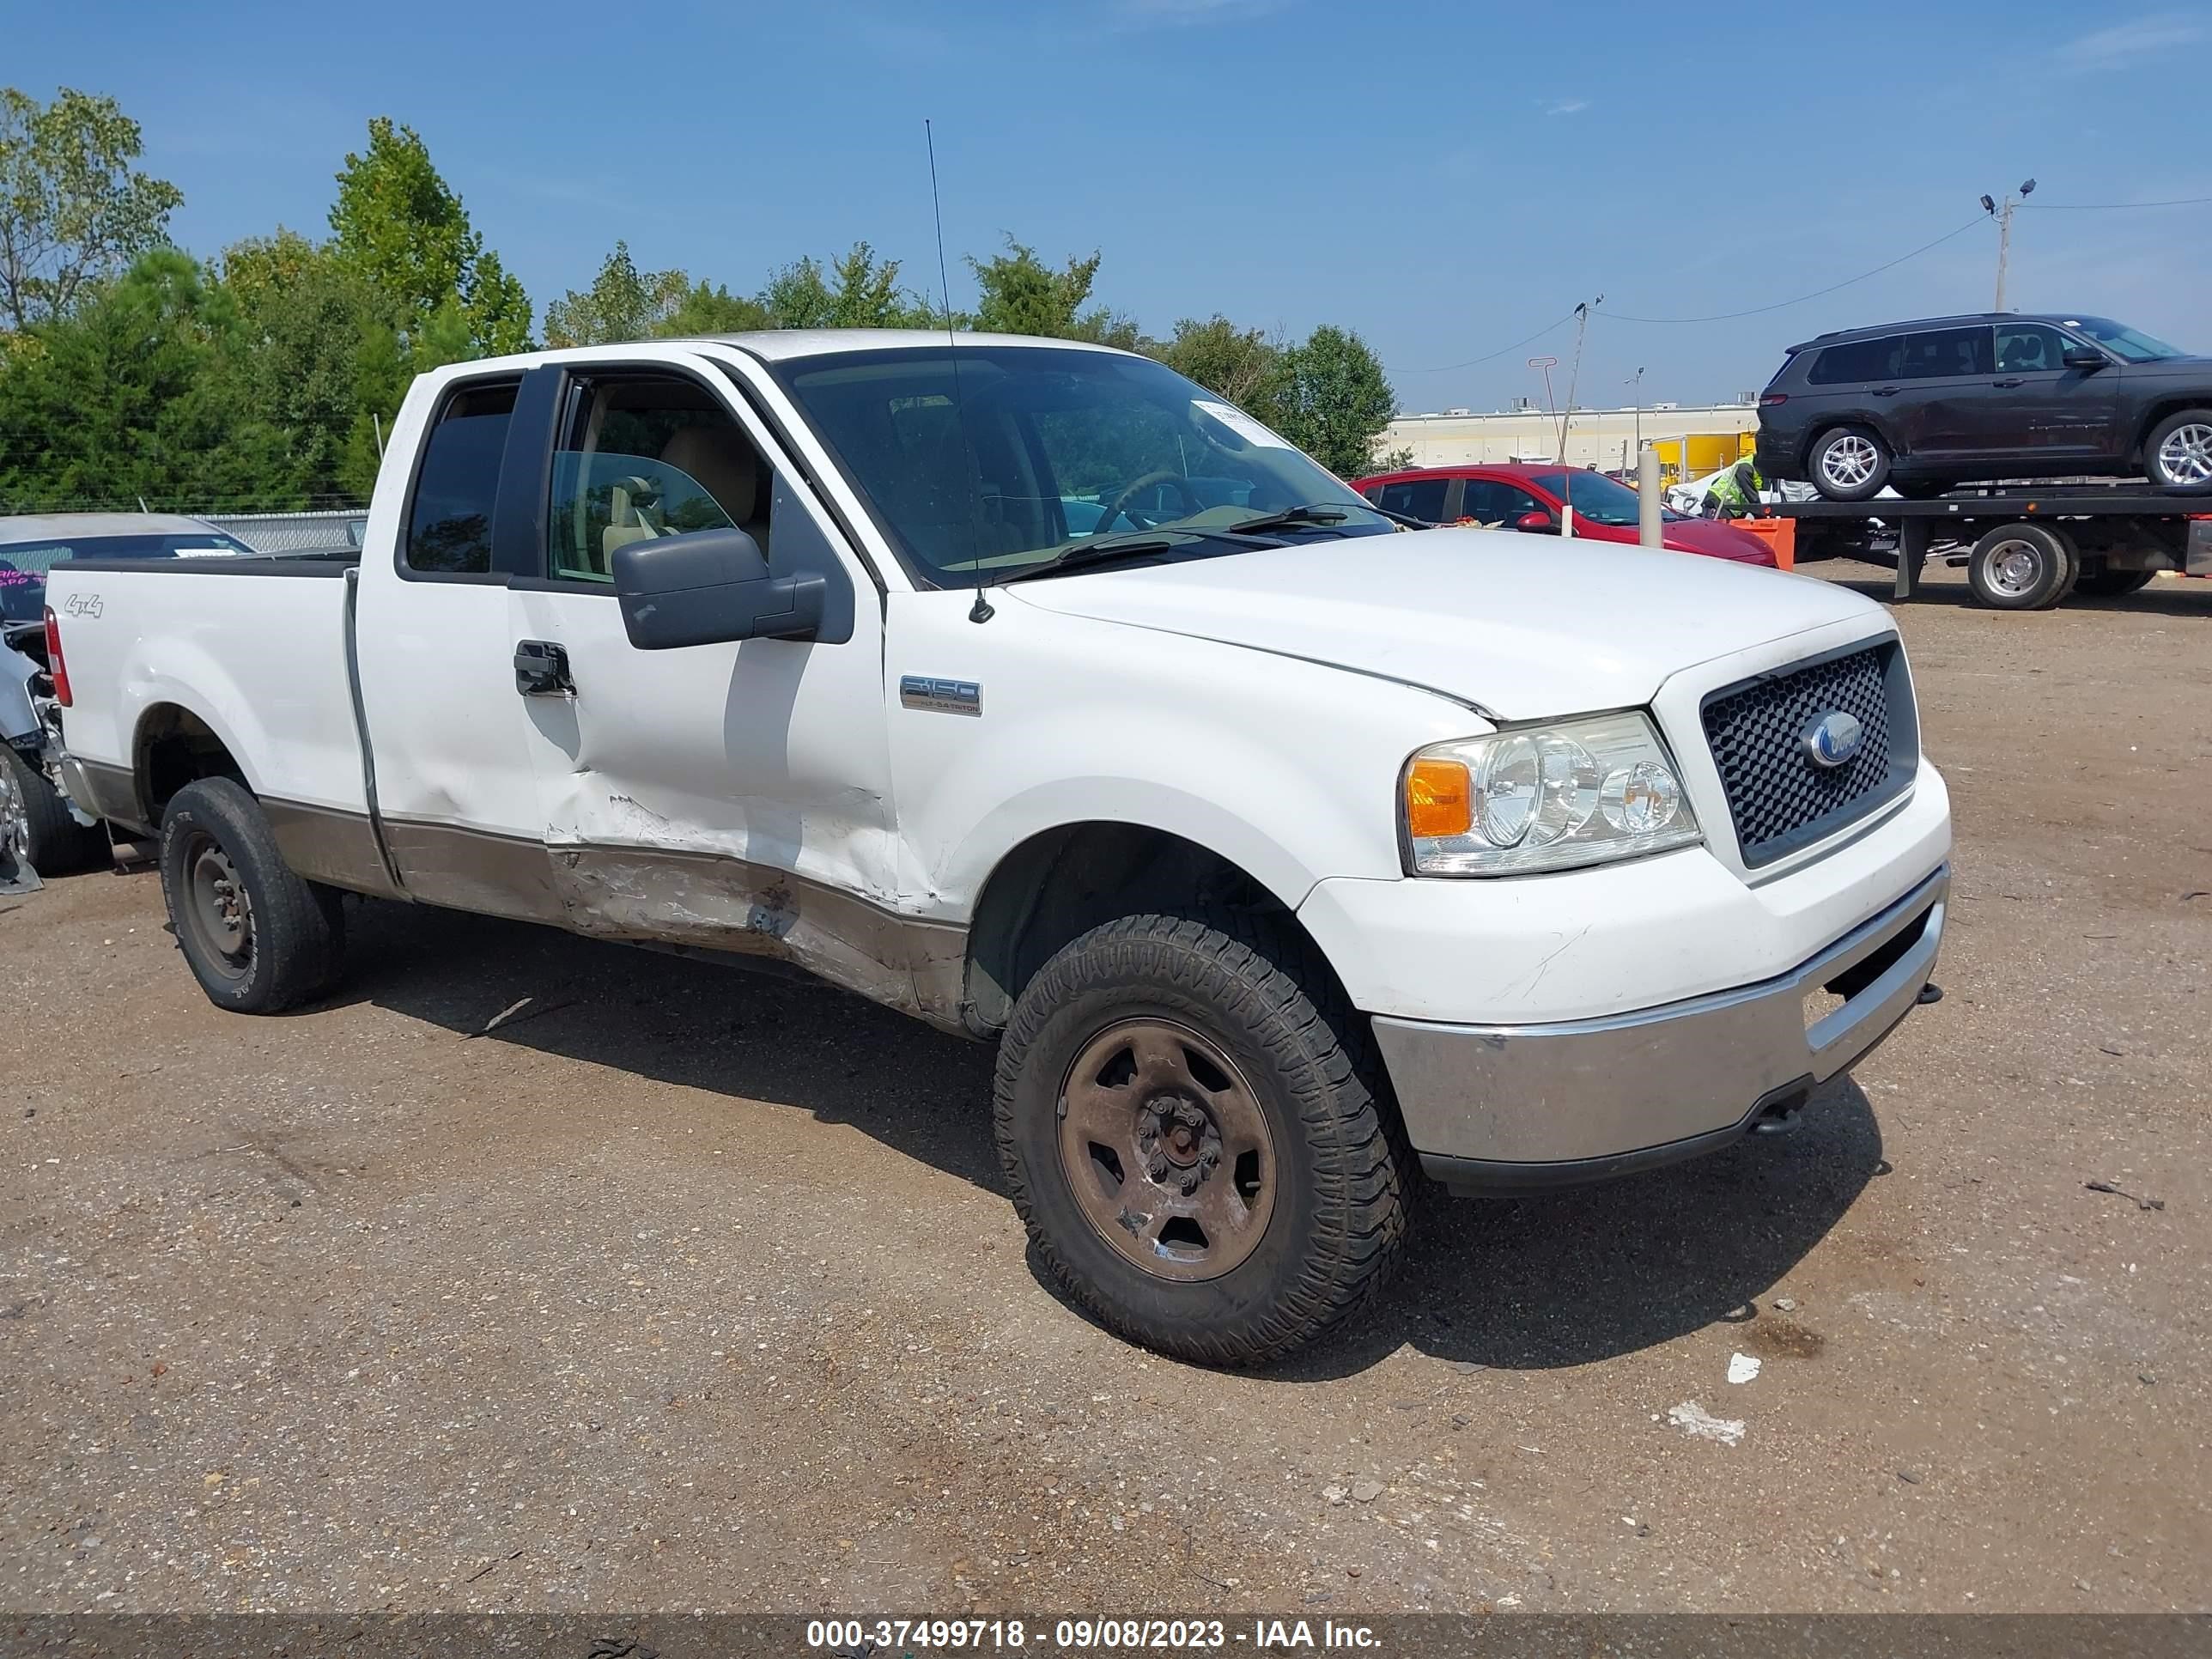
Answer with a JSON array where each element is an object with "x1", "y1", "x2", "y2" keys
[{"x1": 3, "y1": 564, "x2": 2207, "y2": 1618}]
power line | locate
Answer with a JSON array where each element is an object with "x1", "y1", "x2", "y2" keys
[
  {"x1": 1595, "y1": 215, "x2": 1993, "y2": 325},
  {"x1": 1398, "y1": 310, "x2": 1577, "y2": 374},
  {"x1": 2022, "y1": 195, "x2": 2212, "y2": 210}
]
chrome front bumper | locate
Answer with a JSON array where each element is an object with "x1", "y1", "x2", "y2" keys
[{"x1": 1371, "y1": 863, "x2": 1948, "y2": 1188}]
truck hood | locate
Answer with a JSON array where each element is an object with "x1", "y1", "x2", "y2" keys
[{"x1": 1004, "y1": 527, "x2": 1876, "y2": 720}]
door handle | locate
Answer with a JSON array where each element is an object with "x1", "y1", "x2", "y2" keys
[
  {"x1": 1871, "y1": 386, "x2": 1900, "y2": 397},
  {"x1": 514, "y1": 639, "x2": 574, "y2": 696},
  {"x1": 1992, "y1": 378, "x2": 2025, "y2": 389}
]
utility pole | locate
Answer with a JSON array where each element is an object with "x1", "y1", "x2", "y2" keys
[
  {"x1": 1980, "y1": 179, "x2": 2035, "y2": 311},
  {"x1": 1627, "y1": 366, "x2": 1645, "y2": 453},
  {"x1": 1559, "y1": 295, "x2": 1603, "y2": 466}
]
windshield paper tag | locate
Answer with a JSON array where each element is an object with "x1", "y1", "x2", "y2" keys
[{"x1": 1194, "y1": 400, "x2": 1292, "y2": 450}]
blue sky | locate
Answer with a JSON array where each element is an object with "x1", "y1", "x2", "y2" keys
[{"x1": 8, "y1": 0, "x2": 2209, "y2": 412}]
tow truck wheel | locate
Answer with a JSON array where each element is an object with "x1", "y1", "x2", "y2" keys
[
  {"x1": 994, "y1": 913, "x2": 1410, "y2": 1367},
  {"x1": 2073, "y1": 566, "x2": 2156, "y2": 599},
  {"x1": 1809, "y1": 425, "x2": 1892, "y2": 501},
  {"x1": 1966, "y1": 523, "x2": 2078, "y2": 611},
  {"x1": 1, "y1": 744, "x2": 107, "y2": 876},
  {"x1": 158, "y1": 777, "x2": 346, "y2": 1014}
]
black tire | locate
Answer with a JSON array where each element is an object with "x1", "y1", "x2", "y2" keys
[
  {"x1": 158, "y1": 777, "x2": 345, "y2": 1013},
  {"x1": 2072, "y1": 566, "x2": 2156, "y2": 599},
  {"x1": 995, "y1": 913, "x2": 1410, "y2": 1367},
  {"x1": 3, "y1": 744, "x2": 108, "y2": 874},
  {"x1": 1891, "y1": 477, "x2": 1951, "y2": 501},
  {"x1": 1808, "y1": 424, "x2": 1893, "y2": 501},
  {"x1": 1966, "y1": 522, "x2": 2077, "y2": 611},
  {"x1": 2143, "y1": 408, "x2": 2212, "y2": 491}
]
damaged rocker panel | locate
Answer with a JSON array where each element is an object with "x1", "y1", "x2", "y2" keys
[{"x1": 275, "y1": 803, "x2": 969, "y2": 1031}]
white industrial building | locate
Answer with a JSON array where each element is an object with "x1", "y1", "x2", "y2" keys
[{"x1": 1380, "y1": 401, "x2": 1759, "y2": 475}]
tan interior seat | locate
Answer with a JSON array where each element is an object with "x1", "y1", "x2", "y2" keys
[
  {"x1": 601, "y1": 477, "x2": 665, "y2": 568},
  {"x1": 660, "y1": 425, "x2": 764, "y2": 534}
]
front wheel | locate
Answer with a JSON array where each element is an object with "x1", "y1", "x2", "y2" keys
[
  {"x1": 1966, "y1": 522, "x2": 2077, "y2": 611},
  {"x1": 159, "y1": 777, "x2": 346, "y2": 1013},
  {"x1": 994, "y1": 914, "x2": 1410, "y2": 1366},
  {"x1": 1809, "y1": 425, "x2": 1893, "y2": 501},
  {"x1": 2145, "y1": 409, "x2": 2212, "y2": 490},
  {"x1": 2, "y1": 744, "x2": 108, "y2": 876}
]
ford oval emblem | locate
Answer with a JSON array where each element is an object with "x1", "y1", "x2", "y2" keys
[{"x1": 1802, "y1": 710, "x2": 1864, "y2": 769}]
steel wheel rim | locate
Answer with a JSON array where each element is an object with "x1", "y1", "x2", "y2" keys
[
  {"x1": 1056, "y1": 1018, "x2": 1278, "y2": 1283},
  {"x1": 0, "y1": 762, "x2": 28, "y2": 863},
  {"x1": 181, "y1": 832, "x2": 253, "y2": 981},
  {"x1": 1822, "y1": 435, "x2": 1878, "y2": 489},
  {"x1": 1985, "y1": 538, "x2": 2045, "y2": 596},
  {"x1": 2155, "y1": 422, "x2": 2212, "y2": 485}
]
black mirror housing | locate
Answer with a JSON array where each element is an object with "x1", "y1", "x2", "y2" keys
[
  {"x1": 612, "y1": 526, "x2": 825, "y2": 650},
  {"x1": 2061, "y1": 347, "x2": 2106, "y2": 369}
]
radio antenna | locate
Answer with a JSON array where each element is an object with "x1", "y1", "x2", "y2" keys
[{"x1": 927, "y1": 118, "x2": 993, "y2": 623}]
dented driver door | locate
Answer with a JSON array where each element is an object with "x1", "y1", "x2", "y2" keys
[{"x1": 504, "y1": 350, "x2": 910, "y2": 1005}]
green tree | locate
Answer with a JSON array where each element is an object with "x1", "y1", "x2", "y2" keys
[
  {"x1": 327, "y1": 117, "x2": 530, "y2": 355},
  {"x1": 1277, "y1": 324, "x2": 1398, "y2": 477},
  {"x1": 215, "y1": 229, "x2": 392, "y2": 502},
  {"x1": 1152, "y1": 315, "x2": 1290, "y2": 427},
  {"x1": 759, "y1": 240, "x2": 937, "y2": 330},
  {"x1": 966, "y1": 237, "x2": 1135, "y2": 343},
  {"x1": 654, "y1": 277, "x2": 770, "y2": 337},
  {"x1": 0, "y1": 85, "x2": 184, "y2": 331},
  {"x1": 0, "y1": 249, "x2": 291, "y2": 511},
  {"x1": 544, "y1": 240, "x2": 691, "y2": 347}
]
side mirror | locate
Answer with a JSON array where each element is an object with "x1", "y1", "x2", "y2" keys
[
  {"x1": 2061, "y1": 346, "x2": 2106, "y2": 369},
  {"x1": 1513, "y1": 509, "x2": 1557, "y2": 533},
  {"x1": 611, "y1": 526, "x2": 825, "y2": 650}
]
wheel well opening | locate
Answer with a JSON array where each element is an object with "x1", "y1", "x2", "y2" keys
[
  {"x1": 2136, "y1": 399, "x2": 2212, "y2": 458},
  {"x1": 963, "y1": 823, "x2": 1336, "y2": 1037},
  {"x1": 136, "y1": 705, "x2": 245, "y2": 825}
]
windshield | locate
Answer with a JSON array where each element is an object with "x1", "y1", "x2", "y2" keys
[
  {"x1": 2064, "y1": 317, "x2": 2185, "y2": 363},
  {"x1": 0, "y1": 530, "x2": 256, "y2": 623},
  {"x1": 769, "y1": 345, "x2": 1395, "y2": 586}
]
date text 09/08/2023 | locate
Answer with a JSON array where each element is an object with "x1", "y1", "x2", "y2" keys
[{"x1": 806, "y1": 1618, "x2": 1383, "y2": 1652}]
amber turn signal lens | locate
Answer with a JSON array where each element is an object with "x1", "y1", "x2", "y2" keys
[{"x1": 1405, "y1": 757, "x2": 1473, "y2": 839}]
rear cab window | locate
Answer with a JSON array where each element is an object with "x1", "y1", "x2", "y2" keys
[{"x1": 404, "y1": 381, "x2": 520, "y2": 575}]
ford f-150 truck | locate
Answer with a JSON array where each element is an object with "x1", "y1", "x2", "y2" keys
[{"x1": 41, "y1": 332, "x2": 1952, "y2": 1364}]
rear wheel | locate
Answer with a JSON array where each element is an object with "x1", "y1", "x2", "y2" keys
[
  {"x1": 2073, "y1": 566, "x2": 2156, "y2": 599},
  {"x1": 2145, "y1": 409, "x2": 2212, "y2": 490},
  {"x1": 159, "y1": 777, "x2": 346, "y2": 1012},
  {"x1": 1966, "y1": 522, "x2": 2077, "y2": 611},
  {"x1": 1809, "y1": 425, "x2": 1892, "y2": 501},
  {"x1": 994, "y1": 913, "x2": 1410, "y2": 1366}
]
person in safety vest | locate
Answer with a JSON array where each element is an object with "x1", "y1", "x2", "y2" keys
[{"x1": 1702, "y1": 457, "x2": 1766, "y2": 520}]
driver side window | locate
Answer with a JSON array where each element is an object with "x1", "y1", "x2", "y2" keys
[{"x1": 548, "y1": 374, "x2": 769, "y2": 584}]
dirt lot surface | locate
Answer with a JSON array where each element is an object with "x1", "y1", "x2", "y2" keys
[{"x1": 3, "y1": 565, "x2": 2207, "y2": 1618}]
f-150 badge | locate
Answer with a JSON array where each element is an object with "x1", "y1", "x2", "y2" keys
[{"x1": 900, "y1": 676, "x2": 981, "y2": 716}]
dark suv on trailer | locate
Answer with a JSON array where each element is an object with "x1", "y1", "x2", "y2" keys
[{"x1": 1755, "y1": 313, "x2": 2212, "y2": 501}]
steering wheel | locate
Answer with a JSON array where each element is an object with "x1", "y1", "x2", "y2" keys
[{"x1": 1092, "y1": 471, "x2": 1204, "y2": 535}]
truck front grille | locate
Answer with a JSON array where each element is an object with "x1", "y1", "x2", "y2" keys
[{"x1": 1700, "y1": 641, "x2": 1916, "y2": 867}]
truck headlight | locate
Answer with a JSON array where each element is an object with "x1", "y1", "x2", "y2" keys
[{"x1": 1401, "y1": 712, "x2": 1703, "y2": 876}]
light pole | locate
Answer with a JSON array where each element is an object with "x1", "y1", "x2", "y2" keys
[
  {"x1": 1627, "y1": 366, "x2": 1645, "y2": 459},
  {"x1": 1980, "y1": 179, "x2": 2035, "y2": 311}
]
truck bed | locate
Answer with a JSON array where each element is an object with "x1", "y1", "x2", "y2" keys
[{"x1": 44, "y1": 557, "x2": 371, "y2": 846}]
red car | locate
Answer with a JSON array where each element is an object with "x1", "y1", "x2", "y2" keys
[{"x1": 1351, "y1": 464, "x2": 1777, "y2": 567}]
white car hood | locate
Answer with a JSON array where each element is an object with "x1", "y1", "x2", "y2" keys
[{"x1": 1005, "y1": 527, "x2": 1878, "y2": 720}]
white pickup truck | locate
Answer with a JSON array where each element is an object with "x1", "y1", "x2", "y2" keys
[{"x1": 43, "y1": 331, "x2": 1951, "y2": 1364}]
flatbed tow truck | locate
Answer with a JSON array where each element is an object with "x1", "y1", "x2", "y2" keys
[{"x1": 1754, "y1": 483, "x2": 2212, "y2": 611}]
